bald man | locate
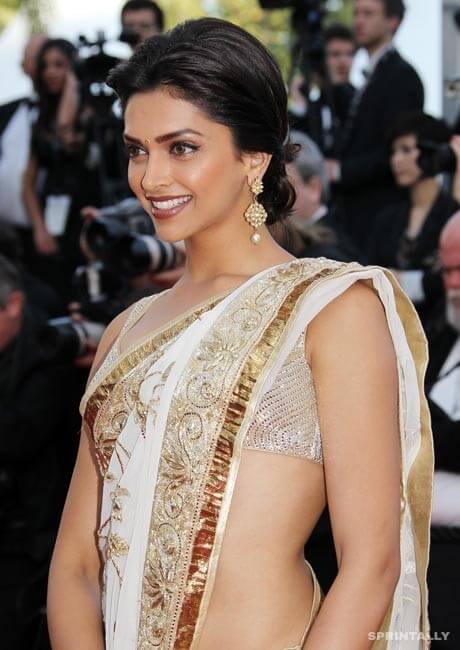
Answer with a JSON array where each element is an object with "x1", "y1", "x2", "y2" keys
[
  {"x1": 0, "y1": 34, "x2": 47, "y2": 255},
  {"x1": 424, "y1": 211, "x2": 460, "y2": 649}
]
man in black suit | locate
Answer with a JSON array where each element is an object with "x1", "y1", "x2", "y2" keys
[
  {"x1": 424, "y1": 212, "x2": 460, "y2": 649},
  {"x1": 327, "y1": 0, "x2": 424, "y2": 256}
]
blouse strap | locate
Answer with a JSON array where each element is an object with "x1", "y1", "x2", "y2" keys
[{"x1": 115, "y1": 291, "x2": 165, "y2": 354}]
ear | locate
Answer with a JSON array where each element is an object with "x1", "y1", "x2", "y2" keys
[
  {"x1": 241, "y1": 151, "x2": 273, "y2": 184},
  {"x1": 6, "y1": 291, "x2": 24, "y2": 319},
  {"x1": 387, "y1": 15, "x2": 401, "y2": 36}
]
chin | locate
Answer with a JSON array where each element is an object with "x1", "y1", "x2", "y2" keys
[
  {"x1": 394, "y1": 176, "x2": 411, "y2": 188},
  {"x1": 151, "y1": 223, "x2": 189, "y2": 244}
]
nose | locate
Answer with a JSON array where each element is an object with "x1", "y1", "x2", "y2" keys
[
  {"x1": 390, "y1": 154, "x2": 402, "y2": 173},
  {"x1": 140, "y1": 152, "x2": 171, "y2": 194}
]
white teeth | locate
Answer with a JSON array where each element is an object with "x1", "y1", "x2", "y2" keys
[{"x1": 152, "y1": 196, "x2": 191, "y2": 210}]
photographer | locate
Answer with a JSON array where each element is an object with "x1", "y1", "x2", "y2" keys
[
  {"x1": 120, "y1": 0, "x2": 164, "y2": 50},
  {"x1": 0, "y1": 255, "x2": 78, "y2": 650},
  {"x1": 53, "y1": 209, "x2": 186, "y2": 371},
  {"x1": 80, "y1": 203, "x2": 186, "y2": 290},
  {"x1": 22, "y1": 39, "x2": 100, "y2": 305},
  {"x1": 329, "y1": 0, "x2": 424, "y2": 255},
  {"x1": 288, "y1": 21, "x2": 355, "y2": 157},
  {"x1": 324, "y1": 24, "x2": 355, "y2": 129},
  {"x1": 367, "y1": 113, "x2": 460, "y2": 317}
]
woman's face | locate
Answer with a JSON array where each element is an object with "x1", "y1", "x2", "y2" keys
[
  {"x1": 390, "y1": 134, "x2": 422, "y2": 187},
  {"x1": 40, "y1": 47, "x2": 70, "y2": 94},
  {"x1": 124, "y1": 88, "x2": 265, "y2": 244}
]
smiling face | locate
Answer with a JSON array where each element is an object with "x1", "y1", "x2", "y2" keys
[{"x1": 124, "y1": 88, "x2": 267, "y2": 244}]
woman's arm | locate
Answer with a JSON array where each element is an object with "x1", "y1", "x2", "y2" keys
[
  {"x1": 303, "y1": 281, "x2": 401, "y2": 650},
  {"x1": 22, "y1": 153, "x2": 58, "y2": 255},
  {"x1": 56, "y1": 69, "x2": 80, "y2": 137},
  {"x1": 47, "y1": 309, "x2": 133, "y2": 649},
  {"x1": 47, "y1": 422, "x2": 105, "y2": 650}
]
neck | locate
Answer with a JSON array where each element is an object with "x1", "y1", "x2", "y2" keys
[
  {"x1": 366, "y1": 36, "x2": 392, "y2": 57},
  {"x1": 177, "y1": 217, "x2": 294, "y2": 290},
  {"x1": 410, "y1": 177, "x2": 439, "y2": 208}
]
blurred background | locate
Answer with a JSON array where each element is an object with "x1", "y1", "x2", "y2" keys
[
  {"x1": 0, "y1": 1, "x2": 460, "y2": 649},
  {"x1": 1, "y1": 0, "x2": 460, "y2": 115}
]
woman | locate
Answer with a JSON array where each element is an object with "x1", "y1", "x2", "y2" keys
[
  {"x1": 48, "y1": 19, "x2": 433, "y2": 650},
  {"x1": 367, "y1": 113, "x2": 460, "y2": 313},
  {"x1": 22, "y1": 38, "x2": 98, "y2": 302}
]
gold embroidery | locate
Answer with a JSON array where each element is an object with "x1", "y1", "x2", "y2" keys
[
  {"x1": 107, "y1": 532, "x2": 130, "y2": 584},
  {"x1": 137, "y1": 258, "x2": 345, "y2": 649},
  {"x1": 84, "y1": 298, "x2": 225, "y2": 475}
]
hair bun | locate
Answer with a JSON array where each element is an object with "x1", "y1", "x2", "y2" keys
[{"x1": 283, "y1": 140, "x2": 301, "y2": 164}]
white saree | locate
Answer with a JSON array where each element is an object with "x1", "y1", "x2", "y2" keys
[{"x1": 79, "y1": 257, "x2": 433, "y2": 650}]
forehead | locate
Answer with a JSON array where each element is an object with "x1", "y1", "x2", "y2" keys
[
  {"x1": 124, "y1": 88, "x2": 226, "y2": 139},
  {"x1": 326, "y1": 38, "x2": 354, "y2": 50},
  {"x1": 122, "y1": 8, "x2": 157, "y2": 24},
  {"x1": 392, "y1": 133, "x2": 417, "y2": 147},
  {"x1": 43, "y1": 47, "x2": 67, "y2": 62},
  {"x1": 354, "y1": 0, "x2": 384, "y2": 14}
]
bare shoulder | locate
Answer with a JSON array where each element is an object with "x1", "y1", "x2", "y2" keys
[{"x1": 304, "y1": 279, "x2": 393, "y2": 365}]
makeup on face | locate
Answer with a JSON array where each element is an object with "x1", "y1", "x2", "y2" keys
[{"x1": 123, "y1": 88, "x2": 248, "y2": 242}]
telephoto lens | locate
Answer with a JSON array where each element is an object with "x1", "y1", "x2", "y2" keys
[
  {"x1": 113, "y1": 234, "x2": 179, "y2": 276},
  {"x1": 82, "y1": 217, "x2": 180, "y2": 276},
  {"x1": 42, "y1": 317, "x2": 106, "y2": 362},
  {"x1": 82, "y1": 217, "x2": 129, "y2": 259}
]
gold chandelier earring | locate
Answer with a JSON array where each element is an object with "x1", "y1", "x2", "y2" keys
[{"x1": 244, "y1": 177, "x2": 267, "y2": 244}]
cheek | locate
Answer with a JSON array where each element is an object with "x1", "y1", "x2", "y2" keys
[
  {"x1": 127, "y1": 160, "x2": 146, "y2": 195},
  {"x1": 187, "y1": 152, "x2": 230, "y2": 192},
  {"x1": 185, "y1": 150, "x2": 244, "y2": 209},
  {"x1": 408, "y1": 154, "x2": 422, "y2": 177}
]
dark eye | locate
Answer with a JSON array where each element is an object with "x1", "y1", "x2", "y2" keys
[
  {"x1": 171, "y1": 141, "x2": 199, "y2": 156},
  {"x1": 125, "y1": 144, "x2": 146, "y2": 159}
]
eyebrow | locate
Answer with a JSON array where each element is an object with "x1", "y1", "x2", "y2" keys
[{"x1": 123, "y1": 129, "x2": 204, "y2": 145}]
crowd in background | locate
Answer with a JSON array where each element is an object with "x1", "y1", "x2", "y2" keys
[{"x1": 0, "y1": 0, "x2": 459, "y2": 648}]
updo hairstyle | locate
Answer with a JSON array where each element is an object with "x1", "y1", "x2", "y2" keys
[{"x1": 107, "y1": 17, "x2": 298, "y2": 224}]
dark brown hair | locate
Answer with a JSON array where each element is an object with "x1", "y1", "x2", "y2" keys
[{"x1": 107, "y1": 18, "x2": 298, "y2": 224}]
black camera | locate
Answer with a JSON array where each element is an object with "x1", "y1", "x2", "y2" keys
[
  {"x1": 417, "y1": 141, "x2": 457, "y2": 177},
  {"x1": 82, "y1": 216, "x2": 180, "y2": 277},
  {"x1": 259, "y1": 0, "x2": 325, "y2": 35},
  {"x1": 42, "y1": 317, "x2": 106, "y2": 362},
  {"x1": 260, "y1": 0, "x2": 327, "y2": 88}
]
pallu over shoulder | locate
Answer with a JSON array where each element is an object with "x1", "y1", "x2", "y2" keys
[{"x1": 79, "y1": 257, "x2": 433, "y2": 650}]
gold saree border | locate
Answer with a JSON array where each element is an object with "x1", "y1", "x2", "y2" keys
[
  {"x1": 174, "y1": 265, "x2": 432, "y2": 650},
  {"x1": 83, "y1": 297, "x2": 225, "y2": 475},
  {"x1": 382, "y1": 271, "x2": 434, "y2": 648},
  {"x1": 175, "y1": 264, "x2": 343, "y2": 647}
]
